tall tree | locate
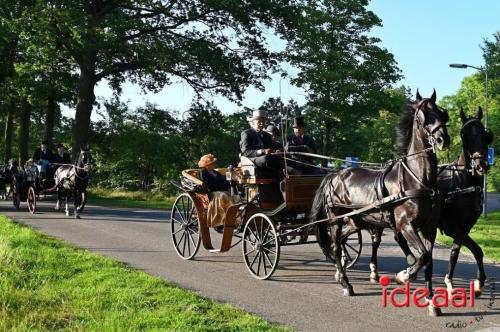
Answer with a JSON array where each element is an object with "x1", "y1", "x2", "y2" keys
[
  {"x1": 284, "y1": 0, "x2": 401, "y2": 155},
  {"x1": 29, "y1": 0, "x2": 300, "y2": 159}
]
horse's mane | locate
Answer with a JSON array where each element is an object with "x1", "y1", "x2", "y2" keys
[{"x1": 395, "y1": 102, "x2": 415, "y2": 156}]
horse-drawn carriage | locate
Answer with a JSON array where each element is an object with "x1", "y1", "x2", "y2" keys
[
  {"x1": 170, "y1": 156, "x2": 362, "y2": 279},
  {"x1": 11, "y1": 160, "x2": 57, "y2": 214}
]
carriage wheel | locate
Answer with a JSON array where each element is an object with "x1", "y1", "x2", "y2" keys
[
  {"x1": 341, "y1": 229, "x2": 362, "y2": 269},
  {"x1": 242, "y1": 213, "x2": 280, "y2": 280},
  {"x1": 27, "y1": 187, "x2": 36, "y2": 214},
  {"x1": 170, "y1": 193, "x2": 201, "y2": 260}
]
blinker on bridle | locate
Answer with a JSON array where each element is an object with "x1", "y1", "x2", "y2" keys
[{"x1": 413, "y1": 99, "x2": 446, "y2": 152}]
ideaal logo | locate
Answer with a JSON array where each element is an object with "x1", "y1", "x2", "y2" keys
[
  {"x1": 379, "y1": 275, "x2": 475, "y2": 308},
  {"x1": 379, "y1": 276, "x2": 496, "y2": 329}
]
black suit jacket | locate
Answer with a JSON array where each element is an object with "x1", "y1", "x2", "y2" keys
[
  {"x1": 53, "y1": 152, "x2": 71, "y2": 164},
  {"x1": 240, "y1": 128, "x2": 274, "y2": 158},
  {"x1": 286, "y1": 135, "x2": 316, "y2": 153},
  {"x1": 32, "y1": 148, "x2": 54, "y2": 162}
]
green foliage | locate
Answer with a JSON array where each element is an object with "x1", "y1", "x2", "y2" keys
[
  {"x1": 284, "y1": 0, "x2": 402, "y2": 155},
  {"x1": 0, "y1": 215, "x2": 290, "y2": 331},
  {"x1": 439, "y1": 32, "x2": 500, "y2": 190}
]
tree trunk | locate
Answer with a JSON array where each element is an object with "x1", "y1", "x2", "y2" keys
[
  {"x1": 44, "y1": 92, "x2": 55, "y2": 146},
  {"x1": 19, "y1": 96, "x2": 32, "y2": 164},
  {"x1": 322, "y1": 119, "x2": 333, "y2": 156},
  {"x1": 72, "y1": 57, "x2": 97, "y2": 160},
  {"x1": 3, "y1": 100, "x2": 14, "y2": 163}
]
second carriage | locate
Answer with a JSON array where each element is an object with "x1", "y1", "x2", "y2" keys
[
  {"x1": 170, "y1": 157, "x2": 362, "y2": 280},
  {"x1": 12, "y1": 160, "x2": 56, "y2": 214}
]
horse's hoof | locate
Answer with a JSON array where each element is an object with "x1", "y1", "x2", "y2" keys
[
  {"x1": 474, "y1": 279, "x2": 483, "y2": 297},
  {"x1": 65, "y1": 212, "x2": 70, "y2": 217},
  {"x1": 428, "y1": 305, "x2": 443, "y2": 317},
  {"x1": 334, "y1": 271, "x2": 341, "y2": 283},
  {"x1": 395, "y1": 270, "x2": 409, "y2": 285},
  {"x1": 370, "y1": 276, "x2": 380, "y2": 284},
  {"x1": 343, "y1": 285, "x2": 354, "y2": 296}
]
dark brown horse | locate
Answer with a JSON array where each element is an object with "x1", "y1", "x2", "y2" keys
[
  {"x1": 54, "y1": 149, "x2": 92, "y2": 219},
  {"x1": 311, "y1": 90, "x2": 450, "y2": 316},
  {"x1": 326, "y1": 107, "x2": 493, "y2": 299},
  {"x1": 439, "y1": 107, "x2": 493, "y2": 297}
]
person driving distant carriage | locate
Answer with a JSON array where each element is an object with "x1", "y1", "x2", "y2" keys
[
  {"x1": 240, "y1": 110, "x2": 284, "y2": 172},
  {"x1": 53, "y1": 143, "x2": 71, "y2": 165},
  {"x1": 32, "y1": 140, "x2": 54, "y2": 183}
]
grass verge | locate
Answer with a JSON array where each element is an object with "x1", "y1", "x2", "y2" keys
[
  {"x1": 0, "y1": 215, "x2": 290, "y2": 331},
  {"x1": 436, "y1": 210, "x2": 500, "y2": 262},
  {"x1": 87, "y1": 187, "x2": 175, "y2": 210}
]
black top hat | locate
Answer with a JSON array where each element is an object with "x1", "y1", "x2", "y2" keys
[
  {"x1": 41, "y1": 140, "x2": 50, "y2": 145},
  {"x1": 56, "y1": 143, "x2": 65, "y2": 149},
  {"x1": 292, "y1": 117, "x2": 306, "y2": 128}
]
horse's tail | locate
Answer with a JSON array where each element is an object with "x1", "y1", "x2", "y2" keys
[{"x1": 310, "y1": 172, "x2": 336, "y2": 262}]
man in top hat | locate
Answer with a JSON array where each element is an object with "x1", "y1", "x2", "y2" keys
[
  {"x1": 32, "y1": 140, "x2": 54, "y2": 164},
  {"x1": 32, "y1": 140, "x2": 54, "y2": 183},
  {"x1": 53, "y1": 143, "x2": 71, "y2": 165},
  {"x1": 240, "y1": 110, "x2": 283, "y2": 171},
  {"x1": 286, "y1": 117, "x2": 317, "y2": 173}
]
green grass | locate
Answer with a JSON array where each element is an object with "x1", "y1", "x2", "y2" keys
[
  {"x1": 436, "y1": 210, "x2": 500, "y2": 262},
  {"x1": 0, "y1": 215, "x2": 290, "y2": 332},
  {"x1": 87, "y1": 187, "x2": 175, "y2": 210}
]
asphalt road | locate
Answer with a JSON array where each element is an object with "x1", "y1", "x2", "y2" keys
[{"x1": 1, "y1": 199, "x2": 500, "y2": 332}]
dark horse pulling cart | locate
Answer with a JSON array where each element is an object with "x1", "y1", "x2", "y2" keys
[{"x1": 170, "y1": 156, "x2": 363, "y2": 280}]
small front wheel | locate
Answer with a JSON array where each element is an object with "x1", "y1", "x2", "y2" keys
[
  {"x1": 242, "y1": 213, "x2": 280, "y2": 280},
  {"x1": 27, "y1": 186, "x2": 36, "y2": 214},
  {"x1": 170, "y1": 193, "x2": 201, "y2": 260}
]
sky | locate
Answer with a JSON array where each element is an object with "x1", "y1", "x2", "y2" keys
[{"x1": 85, "y1": 0, "x2": 500, "y2": 119}]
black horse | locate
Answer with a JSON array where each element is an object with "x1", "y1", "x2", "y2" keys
[
  {"x1": 311, "y1": 90, "x2": 450, "y2": 316},
  {"x1": 328, "y1": 106, "x2": 493, "y2": 298},
  {"x1": 438, "y1": 107, "x2": 493, "y2": 297},
  {"x1": 54, "y1": 149, "x2": 92, "y2": 219}
]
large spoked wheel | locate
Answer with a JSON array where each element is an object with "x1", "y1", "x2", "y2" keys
[
  {"x1": 27, "y1": 186, "x2": 36, "y2": 214},
  {"x1": 242, "y1": 213, "x2": 280, "y2": 280},
  {"x1": 341, "y1": 229, "x2": 362, "y2": 269},
  {"x1": 170, "y1": 193, "x2": 201, "y2": 260}
]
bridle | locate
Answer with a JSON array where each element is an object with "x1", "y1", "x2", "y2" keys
[
  {"x1": 413, "y1": 99, "x2": 447, "y2": 152},
  {"x1": 74, "y1": 151, "x2": 92, "y2": 180}
]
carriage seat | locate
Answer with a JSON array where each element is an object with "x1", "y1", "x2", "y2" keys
[{"x1": 239, "y1": 156, "x2": 279, "y2": 184}]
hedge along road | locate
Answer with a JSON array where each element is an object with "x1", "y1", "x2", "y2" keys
[{"x1": 1, "y1": 200, "x2": 500, "y2": 332}]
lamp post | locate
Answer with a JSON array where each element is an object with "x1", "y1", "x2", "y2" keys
[{"x1": 449, "y1": 63, "x2": 489, "y2": 217}]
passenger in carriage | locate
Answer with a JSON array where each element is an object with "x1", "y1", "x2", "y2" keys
[
  {"x1": 198, "y1": 154, "x2": 238, "y2": 229},
  {"x1": 265, "y1": 124, "x2": 284, "y2": 151},
  {"x1": 240, "y1": 110, "x2": 284, "y2": 172},
  {"x1": 198, "y1": 154, "x2": 229, "y2": 192},
  {"x1": 53, "y1": 143, "x2": 71, "y2": 165},
  {"x1": 32, "y1": 140, "x2": 54, "y2": 183},
  {"x1": 286, "y1": 117, "x2": 320, "y2": 174}
]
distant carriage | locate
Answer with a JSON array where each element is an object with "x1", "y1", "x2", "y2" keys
[
  {"x1": 170, "y1": 156, "x2": 362, "y2": 280},
  {"x1": 11, "y1": 161, "x2": 57, "y2": 214}
]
